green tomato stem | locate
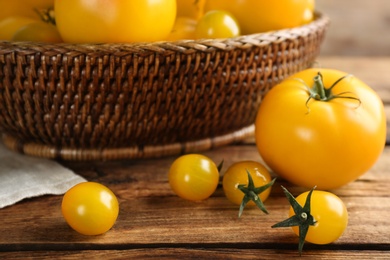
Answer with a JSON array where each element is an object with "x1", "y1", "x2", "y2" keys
[
  {"x1": 272, "y1": 186, "x2": 317, "y2": 255},
  {"x1": 305, "y1": 72, "x2": 361, "y2": 109},
  {"x1": 236, "y1": 170, "x2": 276, "y2": 217},
  {"x1": 312, "y1": 73, "x2": 327, "y2": 100}
]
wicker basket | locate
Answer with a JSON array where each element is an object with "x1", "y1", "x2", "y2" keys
[{"x1": 0, "y1": 14, "x2": 329, "y2": 161}]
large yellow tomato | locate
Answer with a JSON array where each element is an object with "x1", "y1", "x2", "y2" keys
[
  {"x1": 255, "y1": 68, "x2": 387, "y2": 190},
  {"x1": 54, "y1": 0, "x2": 177, "y2": 43},
  {"x1": 204, "y1": 0, "x2": 312, "y2": 34}
]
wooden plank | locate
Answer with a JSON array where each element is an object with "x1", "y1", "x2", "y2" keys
[
  {"x1": 2, "y1": 194, "x2": 390, "y2": 248},
  {"x1": 0, "y1": 146, "x2": 389, "y2": 249},
  {"x1": 1, "y1": 195, "x2": 389, "y2": 247},
  {"x1": 1, "y1": 249, "x2": 390, "y2": 259}
]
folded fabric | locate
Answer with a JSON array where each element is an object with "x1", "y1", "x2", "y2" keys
[{"x1": 0, "y1": 142, "x2": 86, "y2": 209}]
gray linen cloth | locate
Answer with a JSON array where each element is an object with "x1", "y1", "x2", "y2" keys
[{"x1": 0, "y1": 143, "x2": 86, "y2": 208}]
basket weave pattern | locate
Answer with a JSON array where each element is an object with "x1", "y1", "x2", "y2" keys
[{"x1": 0, "y1": 14, "x2": 329, "y2": 160}]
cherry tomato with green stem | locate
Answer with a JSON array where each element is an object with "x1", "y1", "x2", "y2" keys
[
  {"x1": 273, "y1": 186, "x2": 348, "y2": 255},
  {"x1": 222, "y1": 161, "x2": 275, "y2": 217}
]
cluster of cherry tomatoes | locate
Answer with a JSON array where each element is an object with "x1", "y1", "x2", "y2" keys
[
  {"x1": 0, "y1": 0, "x2": 315, "y2": 43},
  {"x1": 167, "y1": 153, "x2": 349, "y2": 254}
]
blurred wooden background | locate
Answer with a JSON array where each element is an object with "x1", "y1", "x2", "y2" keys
[{"x1": 316, "y1": 0, "x2": 390, "y2": 56}]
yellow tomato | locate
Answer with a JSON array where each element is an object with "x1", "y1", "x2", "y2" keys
[
  {"x1": 195, "y1": 10, "x2": 240, "y2": 39},
  {"x1": 168, "y1": 154, "x2": 220, "y2": 201},
  {"x1": 62, "y1": 182, "x2": 119, "y2": 236},
  {"x1": 166, "y1": 17, "x2": 197, "y2": 41},
  {"x1": 0, "y1": 16, "x2": 37, "y2": 40},
  {"x1": 12, "y1": 21, "x2": 62, "y2": 43},
  {"x1": 204, "y1": 0, "x2": 312, "y2": 34},
  {"x1": 54, "y1": 0, "x2": 177, "y2": 43},
  {"x1": 223, "y1": 161, "x2": 272, "y2": 206},
  {"x1": 273, "y1": 187, "x2": 348, "y2": 254},
  {"x1": 255, "y1": 68, "x2": 387, "y2": 189},
  {"x1": 176, "y1": 0, "x2": 206, "y2": 20},
  {"x1": 290, "y1": 190, "x2": 348, "y2": 245},
  {"x1": 0, "y1": 0, "x2": 53, "y2": 20}
]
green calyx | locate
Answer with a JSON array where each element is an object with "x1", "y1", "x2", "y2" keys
[
  {"x1": 237, "y1": 170, "x2": 276, "y2": 217},
  {"x1": 272, "y1": 186, "x2": 317, "y2": 255},
  {"x1": 305, "y1": 72, "x2": 361, "y2": 108}
]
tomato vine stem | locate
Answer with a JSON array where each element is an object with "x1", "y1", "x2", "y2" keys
[{"x1": 305, "y1": 72, "x2": 361, "y2": 109}]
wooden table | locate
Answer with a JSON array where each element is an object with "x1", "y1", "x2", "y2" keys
[{"x1": 1, "y1": 56, "x2": 389, "y2": 259}]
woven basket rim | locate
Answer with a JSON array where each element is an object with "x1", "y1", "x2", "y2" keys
[
  {"x1": 0, "y1": 12, "x2": 329, "y2": 52},
  {"x1": 1, "y1": 125, "x2": 255, "y2": 161}
]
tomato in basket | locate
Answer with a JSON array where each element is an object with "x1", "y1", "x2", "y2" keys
[
  {"x1": 195, "y1": 10, "x2": 240, "y2": 39},
  {"x1": 204, "y1": 0, "x2": 313, "y2": 34},
  {"x1": 54, "y1": 0, "x2": 176, "y2": 43}
]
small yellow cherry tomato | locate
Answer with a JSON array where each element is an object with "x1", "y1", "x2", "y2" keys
[
  {"x1": 290, "y1": 190, "x2": 348, "y2": 245},
  {"x1": 62, "y1": 182, "x2": 119, "y2": 236},
  {"x1": 273, "y1": 187, "x2": 348, "y2": 254},
  {"x1": 195, "y1": 10, "x2": 240, "y2": 39},
  {"x1": 223, "y1": 161, "x2": 272, "y2": 206},
  {"x1": 12, "y1": 21, "x2": 62, "y2": 43},
  {"x1": 168, "y1": 154, "x2": 219, "y2": 201}
]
